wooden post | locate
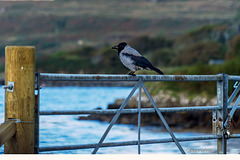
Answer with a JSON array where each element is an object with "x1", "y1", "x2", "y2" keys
[{"x1": 4, "y1": 46, "x2": 36, "y2": 154}]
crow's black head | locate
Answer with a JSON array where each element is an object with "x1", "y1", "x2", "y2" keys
[{"x1": 112, "y1": 42, "x2": 127, "y2": 53}]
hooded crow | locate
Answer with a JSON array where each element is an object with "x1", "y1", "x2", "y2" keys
[{"x1": 112, "y1": 42, "x2": 164, "y2": 76}]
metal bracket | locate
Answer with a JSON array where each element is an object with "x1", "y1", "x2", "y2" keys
[
  {"x1": 2, "y1": 81, "x2": 14, "y2": 92},
  {"x1": 35, "y1": 72, "x2": 42, "y2": 90}
]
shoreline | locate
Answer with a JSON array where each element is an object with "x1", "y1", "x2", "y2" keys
[
  {"x1": 79, "y1": 112, "x2": 240, "y2": 134},
  {"x1": 78, "y1": 115, "x2": 240, "y2": 134},
  {"x1": 78, "y1": 91, "x2": 240, "y2": 134}
]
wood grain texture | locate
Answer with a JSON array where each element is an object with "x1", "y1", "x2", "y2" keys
[
  {"x1": 4, "y1": 46, "x2": 35, "y2": 154},
  {"x1": 0, "y1": 122, "x2": 16, "y2": 147}
]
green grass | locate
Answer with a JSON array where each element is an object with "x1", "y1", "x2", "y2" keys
[{"x1": 0, "y1": 0, "x2": 239, "y2": 56}]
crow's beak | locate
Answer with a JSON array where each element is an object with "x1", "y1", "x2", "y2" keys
[{"x1": 112, "y1": 45, "x2": 118, "y2": 49}]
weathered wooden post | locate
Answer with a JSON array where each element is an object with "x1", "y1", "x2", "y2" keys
[{"x1": 4, "y1": 46, "x2": 36, "y2": 153}]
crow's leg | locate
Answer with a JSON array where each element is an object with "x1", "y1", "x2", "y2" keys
[{"x1": 128, "y1": 71, "x2": 136, "y2": 76}]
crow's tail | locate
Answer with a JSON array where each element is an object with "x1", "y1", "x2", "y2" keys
[{"x1": 150, "y1": 66, "x2": 164, "y2": 75}]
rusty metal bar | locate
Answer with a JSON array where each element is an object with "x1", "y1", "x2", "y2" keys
[
  {"x1": 39, "y1": 73, "x2": 222, "y2": 82},
  {"x1": 216, "y1": 73, "x2": 228, "y2": 154},
  {"x1": 39, "y1": 135, "x2": 222, "y2": 152},
  {"x1": 40, "y1": 106, "x2": 227, "y2": 115}
]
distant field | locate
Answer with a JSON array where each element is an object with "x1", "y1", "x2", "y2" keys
[
  {"x1": 2, "y1": 0, "x2": 237, "y2": 19},
  {"x1": 0, "y1": 0, "x2": 239, "y2": 56}
]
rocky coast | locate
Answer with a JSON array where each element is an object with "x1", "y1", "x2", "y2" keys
[{"x1": 79, "y1": 90, "x2": 240, "y2": 132}]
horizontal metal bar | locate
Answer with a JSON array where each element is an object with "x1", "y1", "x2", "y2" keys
[
  {"x1": 228, "y1": 76, "x2": 240, "y2": 81},
  {"x1": 40, "y1": 106, "x2": 240, "y2": 116},
  {"x1": 229, "y1": 134, "x2": 240, "y2": 138},
  {"x1": 39, "y1": 73, "x2": 223, "y2": 82},
  {"x1": 39, "y1": 135, "x2": 221, "y2": 152},
  {"x1": 39, "y1": 106, "x2": 220, "y2": 115}
]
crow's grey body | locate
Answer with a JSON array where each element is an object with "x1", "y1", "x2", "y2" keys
[{"x1": 112, "y1": 42, "x2": 164, "y2": 76}]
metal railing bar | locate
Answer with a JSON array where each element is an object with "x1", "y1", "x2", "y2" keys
[
  {"x1": 39, "y1": 135, "x2": 221, "y2": 152},
  {"x1": 228, "y1": 76, "x2": 240, "y2": 81},
  {"x1": 40, "y1": 105, "x2": 232, "y2": 115},
  {"x1": 229, "y1": 134, "x2": 240, "y2": 138},
  {"x1": 137, "y1": 79, "x2": 142, "y2": 154},
  {"x1": 92, "y1": 81, "x2": 141, "y2": 154},
  {"x1": 39, "y1": 73, "x2": 223, "y2": 82},
  {"x1": 141, "y1": 83, "x2": 186, "y2": 154}
]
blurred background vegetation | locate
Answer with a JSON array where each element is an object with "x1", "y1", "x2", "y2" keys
[{"x1": 1, "y1": 0, "x2": 240, "y2": 97}]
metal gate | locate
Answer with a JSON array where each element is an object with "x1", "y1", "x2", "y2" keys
[{"x1": 35, "y1": 73, "x2": 240, "y2": 154}]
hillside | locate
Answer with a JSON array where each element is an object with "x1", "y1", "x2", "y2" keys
[{"x1": 0, "y1": 0, "x2": 239, "y2": 57}]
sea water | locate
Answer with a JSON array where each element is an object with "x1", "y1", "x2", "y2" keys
[{"x1": 0, "y1": 86, "x2": 239, "y2": 154}]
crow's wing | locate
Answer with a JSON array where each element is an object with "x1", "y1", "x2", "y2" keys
[
  {"x1": 132, "y1": 56, "x2": 164, "y2": 74},
  {"x1": 132, "y1": 56, "x2": 154, "y2": 68},
  {"x1": 121, "y1": 53, "x2": 164, "y2": 74},
  {"x1": 121, "y1": 53, "x2": 153, "y2": 68}
]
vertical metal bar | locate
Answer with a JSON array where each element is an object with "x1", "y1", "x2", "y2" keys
[
  {"x1": 92, "y1": 81, "x2": 141, "y2": 154},
  {"x1": 141, "y1": 83, "x2": 186, "y2": 154},
  {"x1": 138, "y1": 78, "x2": 142, "y2": 154},
  {"x1": 221, "y1": 73, "x2": 228, "y2": 154},
  {"x1": 216, "y1": 78, "x2": 222, "y2": 154},
  {"x1": 216, "y1": 73, "x2": 228, "y2": 154},
  {"x1": 34, "y1": 72, "x2": 40, "y2": 154},
  {"x1": 212, "y1": 109, "x2": 217, "y2": 135}
]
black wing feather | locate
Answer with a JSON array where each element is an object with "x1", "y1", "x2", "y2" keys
[
  {"x1": 122, "y1": 53, "x2": 152, "y2": 68},
  {"x1": 122, "y1": 53, "x2": 164, "y2": 75},
  {"x1": 132, "y1": 56, "x2": 153, "y2": 68}
]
